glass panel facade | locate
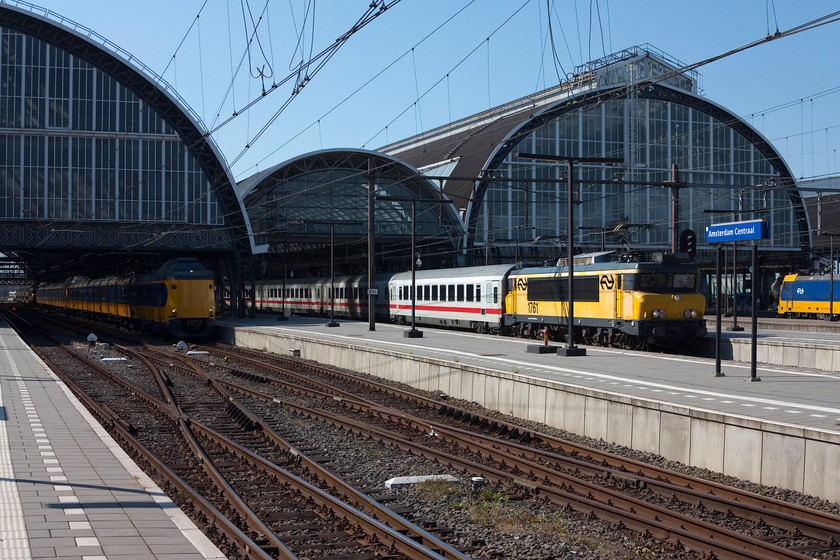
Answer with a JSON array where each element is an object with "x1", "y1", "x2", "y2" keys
[
  {"x1": 0, "y1": 28, "x2": 221, "y2": 224},
  {"x1": 247, "y1": 168, "x2": 444, "y2": 239},
  {"x1": 477, "y1": 95, "x2": 796, "y2": 250}
]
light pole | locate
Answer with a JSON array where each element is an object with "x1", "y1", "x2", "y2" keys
[
  {"x1": 827, "y1": 233, "x2": 837, "y2": 322},
  {"x1": 327, "y1": 222, "x2": 339, "y2": 327},
  {"x1": 517, "y1": 153, "x2": 623, "y2": 357},
  {"x1": 372, "y1": 195, "x2": 454, "y2": 340},
  {"x1": 405, "y1": 200, "x2": 423, "y2": 338},
  {"x1": 296, "y1": 219, "x2": 362, "y2": 327}
]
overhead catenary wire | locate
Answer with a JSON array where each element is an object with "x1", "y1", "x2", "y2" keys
[
  {"x1": 54, "y1": 1, "x2": 840, "y2": 254},
  {"x1": 242, "y1": 0, "x2": 478, "y2": 179}
]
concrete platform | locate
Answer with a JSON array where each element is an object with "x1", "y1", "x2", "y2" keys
[
  {"x1": 0, "y1": 319, "x2": 225, "y2": 560},
  {"x1": 218, "y1": 315, "x2": 840, "y2": 503}
]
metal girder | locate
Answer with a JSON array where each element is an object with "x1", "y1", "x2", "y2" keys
[{"x1": 0, "y1": 221, "x2": 231, "y2": 252}]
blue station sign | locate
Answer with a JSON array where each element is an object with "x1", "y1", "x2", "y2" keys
[{"x1": 705, "y1": 219, "x2": 767, "y2": 243}]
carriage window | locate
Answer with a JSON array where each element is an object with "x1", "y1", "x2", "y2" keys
[
  {"x1": 456, "y1": 284, "x2": 464, "y2": 301},
  {"x1": 476, "y1": 285, "x2": 481, "y2": 302},
  {"x1": 440, "y1": 285, "x2": 447, "y2": 301},
  {"x1": 493, "y1": 286, "x2": 498, "y2": 304},
  {"x1": 423, "y1": 285, "x2": 430, "y2": 300},
  {"x1": 432, "y1": 285, "x2": 438, "y2": 300},
  {"x1": 466, "y1": 284, "x2": 474, "y2": 302}
]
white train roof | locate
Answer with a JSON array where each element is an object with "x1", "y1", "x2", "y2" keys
[{"x1": 390, "y1": 264, "x2": 516, "y2": 282}]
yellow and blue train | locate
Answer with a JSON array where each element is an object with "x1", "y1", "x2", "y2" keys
[
  {"x1": 504, "y1": 254, "x2": 706, "y2": 348},
  {"x1": 254, "y1": 252, "x2": 706, "y2": 349},
  {"x1": 36, "y1": 258, "x2": 216, "y2": 338},
  {"x1": 777, "y1": 273, "x2": 840, "y2": 318}
]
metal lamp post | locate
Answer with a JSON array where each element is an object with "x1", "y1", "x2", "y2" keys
[
  {"x1": 405, "y1": 200, "x2": 423, "y2": 338},
  {"x1": 326, "y1": 223, "x2": 339, "y2": 327},
  {"x1": 517, "y1": 153, "x2": 622, "y2": 357},
  {"x1": 830, "y1": 234, "x2": 837, "y2": 322}
]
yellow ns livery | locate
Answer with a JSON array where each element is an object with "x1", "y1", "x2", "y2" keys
[
  {"x1": 504, "y1": 254, "x2": 706, "y2": 349},
  {"x1": 36, "y1": 258, "x2": 215, "y2": 338}
]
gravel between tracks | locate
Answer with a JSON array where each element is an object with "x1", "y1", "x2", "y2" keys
[{"x1": 69, "y1": 339, "x2": 840, "y2": 559}]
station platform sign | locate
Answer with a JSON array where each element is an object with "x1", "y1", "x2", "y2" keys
[{"x1": 705, "y1": 219, "x2": 767, "y2": 243}]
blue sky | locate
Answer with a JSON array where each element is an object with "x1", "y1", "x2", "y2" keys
[{"x1": 18, "y1": 0, "x2": 840, "y2": 182}]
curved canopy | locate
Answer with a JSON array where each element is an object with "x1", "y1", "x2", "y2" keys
[
  {"x1": 240, "y1": 149, "x2": 464, "y2": 272},
  {"x1": 382, "y1": 48, "x2": 807, "y2": 268},
  {"x1": 0, "y1": 4, "x2": 253, "y2": 282}
]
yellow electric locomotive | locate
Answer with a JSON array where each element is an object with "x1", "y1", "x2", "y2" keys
[
  {"x1": 504, "y1": 253, "x2": 706, "y2": 349},
  {"x1": 36, "y1": 258, "x2": 215, "y2": 338}
]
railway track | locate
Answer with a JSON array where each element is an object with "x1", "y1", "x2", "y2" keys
[
  {"x1": 3, "y1": 308, "x2": 467, "y2": 560},
  {"x1": 5, "y1": 306, "x2": 840, "y2": 559},
  {"x1": 173, "y1": 341, "x2": 840, "y2": 560}
]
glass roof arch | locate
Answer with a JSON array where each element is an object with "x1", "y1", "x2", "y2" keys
[
  {"x1": 239, "y1": 149, "x2": 465, "y2": 257},
  {"x1": 0, "y1": 2, "x2": 255, "y2": 281},
  {"x1": 465, "y1": 81, "x2": 806, "y2": 257}
]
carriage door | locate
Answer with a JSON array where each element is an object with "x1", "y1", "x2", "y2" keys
[{"x1": 614, "y1": 274, "x2": 622, "y2": 318}]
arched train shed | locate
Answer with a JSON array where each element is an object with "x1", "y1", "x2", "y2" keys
[
  {"x1": 238, "y1": 149, "x2": 465, "y2": 280},
  {"x1": 0, "y1": 2, "x2": 256, "y2": 313},
  {"x1": 382, "y1": 47, "x2": 809, "y2": 301}
]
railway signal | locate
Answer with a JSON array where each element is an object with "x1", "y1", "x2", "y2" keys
[{"x1": 679, "y1": 229, "x2": 697, "y2": 261}]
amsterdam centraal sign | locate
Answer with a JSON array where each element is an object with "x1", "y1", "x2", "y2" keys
[{"x1": 705, "y1": 219, "x2": 767, "y2": 243}]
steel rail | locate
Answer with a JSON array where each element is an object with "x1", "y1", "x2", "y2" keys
[
  {"x1": 425, "y1": 420, "x2": 840, "y2": 544},
  {"x1": 138, "y1": 345, "x2": 464, "y2": 560},
  {"x1": 13, "y1": 341, "x2": 276, "y2": 560},
  {"x1": 212, "y1": 342, "x2": 840, "y2": 533},
  {"x1": 209, "y1": 379, "x2": 473, "y2": 560},
  {"x1": 187, "y1": 419, "x2": 456, "y2": 560},
  {"x1": 212, "y1": 376, "x2": 812, "y2": 560}
]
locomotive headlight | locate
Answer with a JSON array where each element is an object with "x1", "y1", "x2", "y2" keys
[
  {"x1": 171, "y1": 308, "x2": 178, "y2": 317},
  {"x1": 652, "y1": 309, "x2": 665, "y2": 319},
  {"x1": 672, "y1": 294, "x2": 681, "y2": 302}
]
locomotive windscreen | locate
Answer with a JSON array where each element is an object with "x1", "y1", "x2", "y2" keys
[{"x1": 622, "y1": 271, "x2": 697, "y2": 292}]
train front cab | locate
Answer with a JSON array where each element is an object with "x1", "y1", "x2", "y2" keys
[
  {"x1": 622, "y1": 266, "x2": 706, "y2": 346},
  {"x1": 778, "y1": 273, "x2": 840, "y2": 318}
]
